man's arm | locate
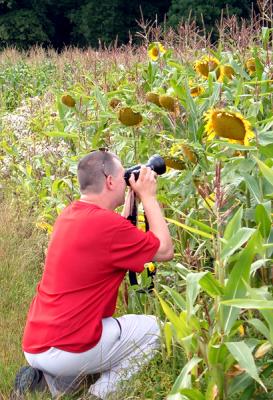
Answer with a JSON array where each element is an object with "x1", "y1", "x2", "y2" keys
[
  {"x1": 129, "y1": 166, "x2": 174, "y2": 261},
  {"x1": 122, "y1": 188, "x2": 135, "y2": 218}
]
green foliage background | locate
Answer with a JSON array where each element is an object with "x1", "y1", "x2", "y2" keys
[
  {"x1": 0, "y1": 0, "x2": 256, "y2": 49},
  {"x1": 167, "y1": 0, "x2": 254, "y2": 32}
]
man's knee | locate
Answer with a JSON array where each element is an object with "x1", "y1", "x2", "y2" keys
[
  {"x1": 120, "y1": 314, "x2": 159, "y2": 333},
  {"x1": 145, "y1": 315, "x2": 160, "y2": 336}
]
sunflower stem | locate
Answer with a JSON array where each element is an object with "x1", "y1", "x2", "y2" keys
[
  {"x1": 214, "y1": 162, "x2": 225, "y2": 336},
  {"x1": 132, "y1": 127, "x2": 139, "y2": 162},
  {"x1": 244, "y1": 152, "x2": 251, "y2": 227}
]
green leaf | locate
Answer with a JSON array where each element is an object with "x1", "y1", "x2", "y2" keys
[
  {"x1": 205, "y1": 373, "x2": 223, "y2": 400},
  {"x1": 186, "y1": 272, "x2": 207, "y2": 316},
  {"x1": 255, "y1": 204, "x2": 271, "y2": 239},
  {"x1": 199, "y1": 272, "x2": 224, "y2": 297},
  {"x1": 248, "y1": 318, "x2": 270, "y2": 341},
  {"x1": 242, "y1": 282, "x2": 273, "y2": 344},
  {"x1": 167, "y1": 61, "x2": 184, "y2": 71},
  {"x1": 259, "y1": 144, "x2": 273, "y2": 158},
  {"x1": 44, "y1": 131, "x2": 78, "y2": 139},
  {"x1": 227, "y1": 373, "x2": 253, "y2": 396},
  {"x1": 262, "y1": 26, "x2": 270, "y2": 48},
  {"x1": 179, "y1": 388, "x2": 205, "y2": 400},
  {"x1": 225, "y1": 341, "x2": 266, "y2": 389},
  {"x1": 94, "y1": 86, "x2": 108, "y2": 110},
  {"x1": 240, "y1": 383, "x2": 256, "y2": 400},
  {"x1": 241, "y1": 173, "x2": 262, "y2": 203},
  {"x1": 187, "y1": 217, "x2": 218, "y2": 235},
  {"x1": 221, "y1": 230, "x2": 263, "y2": 334},
  {"x1": 261, "y1": 362, "x2": 273, "y2": 378},
  {"x1": 207, "y1": 342, "x2": 228, "y2": 367},
  {"x1": 154, "y1": 291, "x2": 191, "y2": 338},
  {"x1": 161, "y1": 285, "x2": 186, "y2": 310},
  {"x1": 223, "y1": 206, "x2": 243, "y2": 241},
  {"x1": 164, "y1": 322, "x2": 173, "y2": 357},
  {"x1": 221, "y1": 299, "x2": 273, "y2": 309},
  {"x1": 212, "y1": 140, "x2": 257, "y2": 151},
  {"x1": 170, "y1": 357, "x2": 202, "y2": 394},
  {"x1": 165, "y1": 217, "x2": 213, "y2": 239},
  {"x1": 168, "y1": 204, "x2": 217, "y2": 234},
  {"x1": 221, "y1": 228, "x2": 255, "y2": 260},
  {"x1": 258, "y1": 129, "x2": 273, "y2": 145},
  {"x1": 255, "y1": 157, "x2": 273, "y2": 186},
  {"x1": 174, "y1": 263, "x2": 191, "y2": 279}
]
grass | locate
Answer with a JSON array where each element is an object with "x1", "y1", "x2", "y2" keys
[
  {"x1": 0, "y1": 195, "x2": 185, "y2": 399},
  {"x1": 0, "y1": 196, "x2": 47, "y2": 398}
]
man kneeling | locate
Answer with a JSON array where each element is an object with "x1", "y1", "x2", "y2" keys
[{"x1": 14, "y1": 150, "x2": 173, "y2": 399}]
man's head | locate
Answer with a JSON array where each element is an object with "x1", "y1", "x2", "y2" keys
[{"x1": 77, "y1": 149, "x2": 126, "y2": 208}]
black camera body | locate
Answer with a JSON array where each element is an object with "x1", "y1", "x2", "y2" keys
[{"x1": 124, "y1": 154, "x2": 166, "y2": 185}]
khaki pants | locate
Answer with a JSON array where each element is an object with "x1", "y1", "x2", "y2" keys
[{"x1": 24, "y1": 314, "x2": 160, "y2": 399}]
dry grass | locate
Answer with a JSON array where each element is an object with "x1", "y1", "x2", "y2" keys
[
  {"x1": 0, "y1": 195, "x2": 47, "y2": 398},
  {"x1": 0, "y1": 11, "x2": 269, "y2": 78}
]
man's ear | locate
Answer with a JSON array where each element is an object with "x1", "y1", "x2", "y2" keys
[{"x1": 105, "y1": 175, "x2": 114, "y2": 190}]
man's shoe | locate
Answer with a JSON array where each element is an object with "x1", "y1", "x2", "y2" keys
[{"x1": 11, "y1": 365, "x2": 45, "y2": 397}]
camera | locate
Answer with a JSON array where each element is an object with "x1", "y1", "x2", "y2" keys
[{"x1": 124, "y1": 154, "x2": 166, "y2": 185}]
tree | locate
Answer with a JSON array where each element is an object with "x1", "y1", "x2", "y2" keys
[
  {"x1": 68, "y1": 0, "x2": 171, "y2": 48},
  {"x1": 0, "y1": 9, "x2": 51, "y2": 48},
  {"x1": 0, "y1": 0, "x2": 171, "y2": 49},
  {"x1": 167, "y1": 0, "x2": 253, "y2": 32}
]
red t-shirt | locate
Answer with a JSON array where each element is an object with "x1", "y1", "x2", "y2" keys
[{"x1": 23, "y1": 201, "x2": 160, "y2": 353}]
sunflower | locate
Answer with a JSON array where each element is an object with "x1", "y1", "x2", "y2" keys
[
  {"x1": 164, "y1": 143, "x2": 186, "y2": 170},
  {"x1": 190, "y1": 86, "x2": 204, "y2": 97},
  {"x1": 146, "y1": 92, "x2": 161, "y2": 107},
  {"x1": 159, "y1": 95, "x2": 178, "y2": 113},
  {"x1": 194, "y1": 56, "x2": 221, "y2": 79},
  {"x1": 168, "y1": 142, "x2": 197, "y2": 164},
  {"x1": 221, "y1": 65, "x2": 235, "y2": 80},
  {"x1": 109, "y1": 98, "x2": 121, "y2": 109},
  {"x1": 245, "y1": 58, "x2": 256, "y2": 75},
  {"x1": 204, "y1": 109, "x2": 254, "y2": 145},
  {"x1": 181, "y1": 144, "x2": 197, "y2": 163},
  {"x1": 118, "y1": 107, "x2": 142, "y2": 126},
  {"x1": 61, "y1": 94, "x2": 76, "y2": 107},
  {"x1": 164, "y1": 158, "x2": 186, "y2": 170},
  {"x1": 148, "y1": 42, "x2": 166, "y2": 61}
]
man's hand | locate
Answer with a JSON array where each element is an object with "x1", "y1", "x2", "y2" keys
[
  {"x1": 129, "y1": 165, "x2": 173, "y2": 262},
  {"x1": 128, "y1": 166, "x2": 157, "y2": 201}
]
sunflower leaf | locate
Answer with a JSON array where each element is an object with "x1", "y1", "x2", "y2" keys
[
  {"x1": 170, "y1": 357, "x2": 202, "y2": 394},
  {"x1": 225, "y1": 341, "x2": 266, "y2": 390},
  {"x1": 165, "y1": 217, "x2": 213, "y2": 239},
  {"x1": 221, "y1": 228, "x2": 255, "y2": 260},
  {"x1": 255, "y1": 157, "x2": 273, "y2": 187}
]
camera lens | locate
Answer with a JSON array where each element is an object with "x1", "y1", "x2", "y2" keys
[{"x1": 124, "y1": 155, "x2": 166, "y2": 186}]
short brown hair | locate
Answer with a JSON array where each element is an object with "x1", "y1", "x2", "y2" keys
[{"x1": 77, "y1": 150, "x2": 120, "y2": 194}]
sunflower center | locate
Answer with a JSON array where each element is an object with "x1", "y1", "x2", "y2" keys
[
  {"x1": 208, "y1": 60, "x2": 218, "y2": 71},
  {"x1": 197, "y1": 60, "x2": 220, "y2": 79},
  {"x1": 190, "y1": 86, "x2": 202, "y2": 96},
  {"x1": 212, "y1": 112, "x2": 246, "y2": 140},
  {"x1": 152, "y1": 47, "x2": 159, "y2": 57},
  {"x1": 199, "y1": 62, "x2": 209, "y2": 76}
]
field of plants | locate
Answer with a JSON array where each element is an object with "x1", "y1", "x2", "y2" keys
[{"x1": 0, "y1": 16, "x2": 273, "y2": 400}]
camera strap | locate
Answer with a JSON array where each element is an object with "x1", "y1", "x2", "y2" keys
[{"x1": 127, "y1": 193, "x2": 156, "y2": 292}]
